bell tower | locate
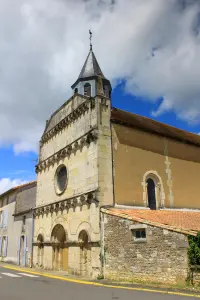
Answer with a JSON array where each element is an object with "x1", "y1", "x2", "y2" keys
[{"x1": 71, "y1": 31, "x2": 112, "y2": 98}]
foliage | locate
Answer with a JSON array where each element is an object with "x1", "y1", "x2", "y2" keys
[{"x1": 188, "y1": 232, "x2": 200, "y2": 266}]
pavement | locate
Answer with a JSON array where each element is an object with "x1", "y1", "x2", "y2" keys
[{"x1": 0, "y1": 264, "x2": 200, "y2": 299}]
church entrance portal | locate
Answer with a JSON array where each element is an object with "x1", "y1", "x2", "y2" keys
[{"x1": 51, "y1": 224, "x2": 68, "y2": 271}]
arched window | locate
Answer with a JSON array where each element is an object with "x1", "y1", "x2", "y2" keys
[
  {"x1": 103, "y1": 85, "x2": 109, "y2": 98},
  {"x1": 142, "y1": 171, "x2": 165, "y2": 209},
  {"x1": 146, "y1": 178, "x2": 156, "y2": 210},
  {"x1": 84, "y1": 83, "x2": 91, "y2": 97},
  {"x1": 74, "y1": 88, "x2": 78, "y2": 94}
]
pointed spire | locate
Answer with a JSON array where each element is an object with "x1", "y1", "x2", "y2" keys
[
  {"x1": 71, "y1": 31, "x2": 112, "y2": 98},
  {"x1": 77, "y1": 50, "x2": 106, "y2": 80}
]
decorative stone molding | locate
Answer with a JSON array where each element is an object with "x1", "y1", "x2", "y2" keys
[
  {"x1": 40, "y1": 98, "x2": 95, "y2": 145},
  {"x1": 141, "y1": 170, "x2": 165, "y2": 209},
  {"x1": 35, "y1": 128, "x2": 98, "y2": 174},
  {"x1": 33, "y1": 190, "x2": 98, "y2": 218},
  {"x1": 33, "y1": 241, "x2": 100, "y2": 247}
]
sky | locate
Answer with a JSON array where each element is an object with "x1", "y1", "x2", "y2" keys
[{"x1": 1, "y1": 0, "x2": 200, "y2": 193}]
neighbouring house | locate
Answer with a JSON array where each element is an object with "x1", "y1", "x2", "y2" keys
[
  {"x1": 33, "y1": 37, "x2": 200, "y2": 283},
  {"x1": 101, "y1": 208, "x2": 200, "y2": 283},
  {"x1": 0, "y1": 181, "x2": 36, "y2": 266},
  {"x1": 13, "y1": 181, "x2": 37, "y2": 267}
]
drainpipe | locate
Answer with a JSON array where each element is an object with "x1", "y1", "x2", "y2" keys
[
  {"x1": 30, "y1": 208, "x2": 34, "y2": 268},
  {"x1": 100, "y1": 211, "x2": 105, "y2": 278}
]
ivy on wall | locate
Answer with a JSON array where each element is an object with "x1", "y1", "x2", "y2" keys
[{"x1": 188, "y1": 232, "x2": 200, "y2": 266}]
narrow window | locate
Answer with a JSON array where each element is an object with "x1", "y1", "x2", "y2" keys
[
  {"x1": 84, "y1": 83, "x2": 91, "y2": 97},
  {"x1": 147, "y1": 178, "x2": 156, "y2": 210},
  {"x1": 104, "y1": 85, "x2": 109, "y2": 98},
  {"x1": 23, "y1": 216, "x2": 26, "y2": 226},
  {"x1": 74, "y1": 88, "x2": 78, "y2": 94},
  {"x1": 132, "y1": 229, "x2": 146, "y2": 242}
]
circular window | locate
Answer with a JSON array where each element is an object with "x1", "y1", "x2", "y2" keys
[{"x1": 55, "y1": 165, "x2": 68, "y2": 195}]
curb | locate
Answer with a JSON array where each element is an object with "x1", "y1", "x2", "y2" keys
[{"x1": 2, "y1": 264, "x2": 200, "y2": 298}]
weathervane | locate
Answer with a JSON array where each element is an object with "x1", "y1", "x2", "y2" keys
[{"x1": 89, "y1": 29, "x2": 92, "y2": 51}]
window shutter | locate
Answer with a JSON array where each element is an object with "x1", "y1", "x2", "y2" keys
[
  {"x1": 4, "y1": 237, "x2": 8, "y2": 257},
  {"x1": 0, "y1": 237, "x2": 2, "y2": 256},
  {"x1": 3, "y1": 209, "x2": 8, "y2": 228},
  {"x1": 17, "y1": 237, "x2": 21, "y2": 265},
  {"x1": 1, "y1": 211, "x2": 4, "y2": 228},
  {"x1": 22, "y1": 236, "x2": 27, "y2": 266}
]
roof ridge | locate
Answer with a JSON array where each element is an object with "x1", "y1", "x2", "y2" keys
[
  {"x1": 111, "y1": 107, "x2": 200, "y2": 147},
  {"x1": 111, "y1": 107, "x2": 198, "y2": 137},
  {"x1": 101, "y1": 208, "x2": 200, "y2": 236},
  {"x1": 0, "y1": 180, "x2": 36, "y2": 198}
]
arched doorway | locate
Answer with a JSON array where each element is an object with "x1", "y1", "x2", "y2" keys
[
  {"x1": 51, "y1": 224, "x2": 68, "y2": 271},
  {"x1": 37, "y1": 234, "x2": 44, "y2": 268},
  {"x1": 146, "y1": 178, "x2": 156, "y2": 210},
  {"x1": 79, "y1": 230, "x2": 91, "y2": 277}
]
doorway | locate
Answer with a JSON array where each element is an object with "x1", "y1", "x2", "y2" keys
[{"x1": 51, "y1": 224, "x2": 68, "y2": 271}]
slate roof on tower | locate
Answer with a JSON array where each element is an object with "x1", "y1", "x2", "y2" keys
[
  {"x1": 78, "y1": 50, "x2": 106, "y2": 80},
  {"x1": 71, "y1": 48, "x2": 111, "y2": 89}
]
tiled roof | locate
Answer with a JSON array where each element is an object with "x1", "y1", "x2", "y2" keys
[
  {"x1": 111, "y1": 108, "x2": 200, "y2": 147},
  {"x1": 101, "y1": 207, "x2": 200, "y2": 236},
  {"x1": 0, "y1": 180, "x2": 36, "y2": 198}
]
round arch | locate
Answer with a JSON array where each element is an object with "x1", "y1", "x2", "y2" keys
[
  {"x1": 51, "y1": 224, "x2": 67, "y2": 244},
  {"x1": 51, "y1": 224, "x2": 68, "y2": 272},
  {"x1": 142, "y1": 170, "x2": 165, "y2": 209}
]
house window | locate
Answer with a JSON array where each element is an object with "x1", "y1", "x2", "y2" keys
[
  {"x1": 0, "y1": 212, "x2": 2, "y2": 227},
  {"x1": 146, "y1": 178, "x2": 156, "y2": 210},
  {"x1": 84, "y1": 83, "x2": 91, "y2": 97},
  {"x1": 132, "y1": 229, "x2": 146, "y2": 242}
]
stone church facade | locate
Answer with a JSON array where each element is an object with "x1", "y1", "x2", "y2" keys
[{"x1": 33, "y1": 43, "x2": 200, "y2": 283}]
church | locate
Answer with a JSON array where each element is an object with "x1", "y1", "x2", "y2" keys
[{"x1": 32, "y1": 36, "x2": 200, "y2": 284}]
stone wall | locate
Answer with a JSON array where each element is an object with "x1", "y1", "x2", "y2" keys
[
  {"x1": 103, "y1": 213, "x2": 189, "y2": 283},
  {"x1": 33, "y1": 93, "x2": 114, "y2": 278}
]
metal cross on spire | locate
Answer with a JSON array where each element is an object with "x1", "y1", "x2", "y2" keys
[{"x1": 89, "y1": 29, "x2": 92, "y2": 51}]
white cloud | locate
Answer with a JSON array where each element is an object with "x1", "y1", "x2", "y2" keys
[
  {"x1": 0, "y1": 178, "x2": 28, "y2": 194},
  {"x1": 1, "y1": 0, "x2": 200, "y2": 153}
]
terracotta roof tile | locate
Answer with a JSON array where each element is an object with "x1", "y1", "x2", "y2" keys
[
  {"x1": 101, "y1": 208, "x2": 200, "y2": 236},
  {"x1": 0, "y1": 180, "x2": 36, "y2": 198}
]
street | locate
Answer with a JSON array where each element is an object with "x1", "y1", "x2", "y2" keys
[{"x1": 0, "y1": 266, "x2": 199, "y2": 300}]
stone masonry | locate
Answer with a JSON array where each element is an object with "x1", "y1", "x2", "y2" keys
[
  {"x1": 103, "y1": 213, "x2": 189, "y2": 283},
  {"x1": 33, "y1": 92, "x2": 114, "y2": 278}
]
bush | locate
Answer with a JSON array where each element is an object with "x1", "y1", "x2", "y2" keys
[{"x1": 188, "y1": 232, "x2": 200, "y2": 265}]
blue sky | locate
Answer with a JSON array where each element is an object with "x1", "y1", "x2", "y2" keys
[
  {"x1": 1, "y1": 0, "x2": 200, "y2": 192},
  {"x1": 1, "y1": 81, "x2": 200, "y2": 190}
]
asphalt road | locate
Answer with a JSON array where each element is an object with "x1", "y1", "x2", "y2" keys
[{"x1": 0, "y1": 266, "x2": 199, "y2": 300}]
